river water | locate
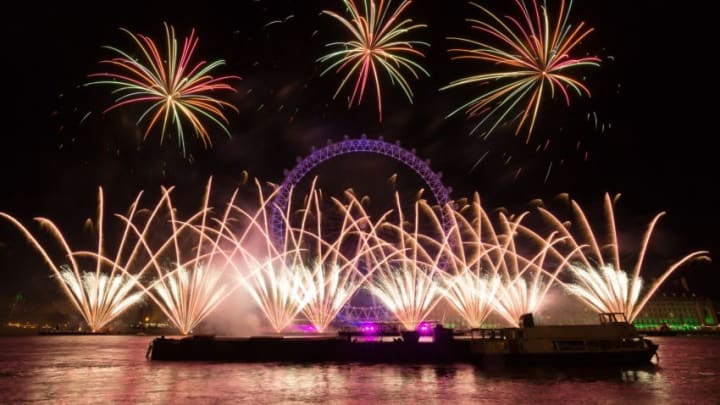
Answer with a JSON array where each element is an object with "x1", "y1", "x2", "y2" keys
[{"x1": 0, "y1": 335, "x2": 717, "y2": 404}]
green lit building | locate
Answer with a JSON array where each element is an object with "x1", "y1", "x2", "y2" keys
[{"x1": 633, "y1": 293, "x2": 718, "y2": 331}]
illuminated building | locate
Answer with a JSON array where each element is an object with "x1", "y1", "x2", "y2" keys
[{"x1": 633, "y1": 292, "x2": 718, "y2": 331}]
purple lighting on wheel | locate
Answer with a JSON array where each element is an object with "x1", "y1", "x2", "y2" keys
[{"x1": 271, "y1": 135, "x2": 453, "y2": 247}]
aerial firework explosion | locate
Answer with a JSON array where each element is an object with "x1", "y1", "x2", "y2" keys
[
  {"x1": 319, "y1": 0, "x2": 430, "y2": 121},
  {"x1": 87, "y1": 23, "x2": 240, "y2": 154},
  {"x1": 442, "y1": 0, "x2": 600, "y2": 140}
]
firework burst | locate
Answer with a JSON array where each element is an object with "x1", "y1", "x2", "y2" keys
[
  {"x1": 205, "y1": 180, "x2": 310, "y2": 333},
  {"x1": 442, "y1": 0, "x2": 600, "y2": 140},
  {"x1": 540, "y1": 193, "x2": 710, "y2": 322},
  {"x1": 441, "y1": 270, "x2": 501, "y2": 329},
  {"x1": 319, "y1": 0, "x2": 430, "y2": 121},
  {"x1": 291, "y1": 189, "x2": 377, "y2": 333},
  {"x1": 0, "y1": 189, "x2": 145, "y2": 332},
  {"x1": 124, "y1": 179, "x2": 241, "y2": 334},
  {"x1": 87, "y1": 23, "x2": 240, "y2": 154},
  {"x1": 370, "y1": 266, "x2": 441, "y2": 331},
  {"x1": 366, "y1": 196, "x2": 446, "y2": 331},
  {"x1": 59, "y1": 268, "x2": 142, "y2": 331},
  {"x1": 151, "y1": 265, "x2": 229, "y2": 335},
  {"x1": 294, "y1": 264, "x2": 352, "y2": 332},
  {"x1": 215, "y1": 180, "x2": 310, "y2": 333},
  {"x1": 433, "y1": 196, "x2": 506, "y2": 329},
  {"x1": 223, "y1": 181, "x2": 376, "y2": 333},
  {"x1": 455, "y1": 194, "x2": 572, "y2": 327},
  {"x1": 239, "y1": 260, "x2": 310, "y2": 333},
  {"x1": 564, "y1": 264, "x2": 642, "y2": 317}
]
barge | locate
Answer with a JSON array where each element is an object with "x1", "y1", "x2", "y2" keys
[{"x1": 147, "y1": 313, "x2": 658, "y2": 365}]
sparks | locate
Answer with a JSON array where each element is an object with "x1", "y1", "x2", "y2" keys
[
  {"x1": 319, "y1": 0, "x2": 430, "y2": 121},
  {"x1": 87, "y1": 23, "x2": 240, "y2": 154},
  {"x1": 442, "y1": 0, "x2": 600, "y2": 140}
]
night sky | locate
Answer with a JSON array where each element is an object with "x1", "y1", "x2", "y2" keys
[{"x1": 1, "y1": 0, "x2": 717, "y2": 319}]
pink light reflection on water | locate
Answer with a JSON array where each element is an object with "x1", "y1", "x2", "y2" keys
[{"x1": 0, "y1": 336, "x2": 718, "y2": 403}]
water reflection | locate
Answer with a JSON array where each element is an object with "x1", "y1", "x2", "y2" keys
[
  {"x1": 0, "y1": 336, "x2": 716, "y2": 403},
  {"x1": 621, "y1": 369, "x2": 659, "y2": 383}
]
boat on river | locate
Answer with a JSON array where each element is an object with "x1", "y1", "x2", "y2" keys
[{"x1": 147, "y1": 313, "x2": 658, "y2": 365}]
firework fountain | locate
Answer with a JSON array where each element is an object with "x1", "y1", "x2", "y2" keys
[
  {"x1": 0, "y1": 189, "x2": 145, "y2": 332},
  {"x1": 435, "y1": 193, "x2": 576, "y2": 328},
  {"x1": 538, "y1": 193, "x2": 710, "y2": 322},
  {"x1": 288, "y1": 188, "x2": 378, "y2": 333},
  {"x1": 119, "y1": 179, "x2": 243, "y2": 335},
  {"x1": 1, "y1": 184, "x2": 710, "y2": 334},
  {"x1": 363, "y1": 195, "x2": 449, "y2": 331}
]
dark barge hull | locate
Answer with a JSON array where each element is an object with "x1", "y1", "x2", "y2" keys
[{"x1": 148, "y1": 335, "x2": 658, "y2": 366}]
